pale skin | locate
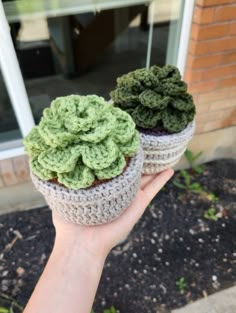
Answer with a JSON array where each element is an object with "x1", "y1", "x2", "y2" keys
[{"x1": 23, "y1": 169, "x2": 174, "y2": 313}]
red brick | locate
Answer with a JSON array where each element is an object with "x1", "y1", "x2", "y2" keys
[
  {"x1": 229, "y1": 87, "x2": 236, "y2": 97},
  {"x1": 187, "y1": 80, "x2": 218, "y2": 94},
  {"x1": 193, "y1": 6, "x2": 215, "y2": 24},
  {"x1": 202, "y1": 64, "x2": 236, "y2": 80},
  {"x1": 197, "y1": 107, "x2": 235, "y2": 121},
  {"x1": 187, "y1": 54, "x2": 221, "y2": 69},
  {"x1": 196, "y1": 102, "x2": 210, "y2": 113},
  {"x1": 219, "y1": 76, "x2": 236, "y2": 88},
  {"x1": 193, "y1": 37, "x2": 236, "y2": 55},
  {"x1": 192, "y1": 23, "x2": 229, "y2": 40},
  {"x1": 209, "y1": 97, "x2": 236, "y2": 111},
  {"x1": 230, "y1": 22, "x2": 236, "y2": 35},
  {"x1": 197, "y1": 0, "x2": 236, "y2": 6},
  {"x1": 12, "y1": 155, "x2": 30, "y2": 183},
  {"x1": 195, "y1": 122, "x2": 205, "y2": 134},
  {"x1": 215, "y1": 5, "x2": 236, "y2": 21},
  {"x1": 198, "y1": 88, "x2": 230, "y2": 103},
  {"x1": 0, "y1": 159, "x2": 18, "y2": 186},
  {"x1": 221, "y1": 51, "x2": 236, "y2": 64},
  {"x1": 203, "y1": 120, "x2": 227, "y2": 132},
  {"x1": 184, "y1": 69, "x2": 203, "y2": 83}
]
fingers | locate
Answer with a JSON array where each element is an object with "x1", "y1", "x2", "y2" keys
[
  {"x1": 142, "y1": 168, "x2": 174, "y2": 204},
  {"x1": 140, "y1": 175, "x2": 155, "y2": 189},
  {"x1": 112, "y1": 168, "x2": 174, "y2": 231}
]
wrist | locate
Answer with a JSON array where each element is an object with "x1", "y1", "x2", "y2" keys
[{"x1": 54, "y1": 230, "x2": 108, "y2": 269}]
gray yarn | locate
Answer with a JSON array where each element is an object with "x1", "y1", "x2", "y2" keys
[
  {"x1": 31, "y1": 147, "x2": 143, "y2": 225},
  {"x1": 141, "y1": 121, "x2": 195, "y2": 174}
]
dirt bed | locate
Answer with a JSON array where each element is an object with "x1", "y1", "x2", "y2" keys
[{"x1": 0, "y1": 159, "x2": 235, "y2": 313}]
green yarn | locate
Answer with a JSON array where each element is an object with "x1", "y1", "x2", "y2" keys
[
  {"x1": 139, "y1": 89, "x2": 170, "y2": 110},
  {"x1": 95, "y1": 153, "x2": 126, "y2": 180},
  {"x1": 58, "y1": 161, "x2": 95, "y2": 189},
  {"x1": 24, "y1": 95, "x2": 139, "y2": 189},
  {"x1": 24, "y1": 127, "x2": 48, "y2": 157},
  {"x1": 81, "y1": 137, "x2": 118, "y2": 170},
  {"x1": 110, "y1": 64, "x2": 196, "y2": 133},
  {"x1": 132, "y1": 105, "x2": 162, "y2": 129},
  {"x1": 162, "y1": 108, "x2": 188, "y2": 133},
  {"x1": 111, "y1": 107, "x2": 135, "y2": 143},
  {"x1": 30, "y1": 157, "x2": 56, "y2": 180},
  {"x1": 38, "y1": 146, "x2": 81, "y2": 173},
  {"x1": 118, "y1": 130, "x2": 140, "y2": 157}
]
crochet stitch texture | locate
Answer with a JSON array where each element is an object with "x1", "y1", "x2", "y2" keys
[
  {"x1": 110, "y1": 64, "x2": 196, "y2": 133},
  {"x1": 141, "y1": 121, "x2": 195, "y2": 174},
  {"x1": 24, "y1": 95, "x2": 140, "y2": 189},
  {"x1": 31, "y1": 147, "x2": 143, "y2": 225}
]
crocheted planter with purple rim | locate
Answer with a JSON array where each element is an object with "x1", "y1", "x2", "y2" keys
[
  {"x1": 141, "y1": 121, "x2": 195, "y2": 174},
  {"x1": 110, "y1": 64, "x2": 196, "y2": 174}
]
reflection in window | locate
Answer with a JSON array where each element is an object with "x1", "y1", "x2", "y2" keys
[{"x1": 0, "y1": 69, "x2": 21, "y2": 143}]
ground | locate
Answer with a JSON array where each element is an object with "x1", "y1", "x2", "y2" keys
[{"x1": 0, "y1": 159, "x2": 235, "y2": 313}]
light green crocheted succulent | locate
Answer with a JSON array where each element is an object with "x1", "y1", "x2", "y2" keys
[
  {"x1": 110, "y1": 64, "x2": 196, "y2": 133},
  {"x1": 24, "y1": 95, "x2": 139, "y2": 189}
]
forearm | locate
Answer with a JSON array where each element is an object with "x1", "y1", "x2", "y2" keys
[{"x1": 24, "y1": 234, "x2": 107, "y2": 313}]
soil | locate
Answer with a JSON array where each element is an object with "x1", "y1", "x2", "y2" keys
[
  {"x1": 48, "y1": 157, "x2": 130, "y2": 189},
  {"x1": 0, "y1": 159, "x2": 235, "y2": 313},
  {"x1": 138, "y1": 126, "x2": 169, "y2": 136}
]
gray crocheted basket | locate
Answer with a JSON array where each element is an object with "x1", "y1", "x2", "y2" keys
[
  {"x1": 141, "y1": 121, "x2": 195, "y2": 174},
  {"x1": 31, "y1": 148, "x2": 143, "y2": 225}
]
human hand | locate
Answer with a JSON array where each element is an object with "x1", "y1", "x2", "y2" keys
[{"x1": 53, "y1": 168, "x2": 174, "y2": 258}]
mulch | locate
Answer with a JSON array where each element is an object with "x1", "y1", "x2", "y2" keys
[{"x1": 0, "y1": 159, "x2": 235, "y2": 313}]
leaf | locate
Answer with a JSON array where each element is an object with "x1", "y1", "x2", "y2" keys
[
  {"x1": 190, "y1": 182, "x2": 202, "y2": 192},
  {"x1": 192, "y1": 164, "x2": 204, "y2": 174},
  {"x1": 173, "y1": 180, "x2": 185, "y2": 189},
  {"x1": 184, "y1": 149, "x2": 193, "y2": 163},
  {"x1": 0, "y1": 308, "x2": 9, "y2": 313},
  {"x1": 192, "y1": 151, "x2": 203, "y2": 161}
]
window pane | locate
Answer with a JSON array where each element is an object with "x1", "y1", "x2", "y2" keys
[
  {"x1": 4, "y1": 0, "x2": 184, "y2": 124},
  {"x1": 0, "y1": 69, "x2": 21, "y2": 144}
]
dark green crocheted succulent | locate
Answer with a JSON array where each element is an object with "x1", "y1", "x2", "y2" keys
[
  {"x1": 24, "y1": 95, "x2": 139, "y2": 189},
  {"x1": 110, "y1": 64, "x2": 196, "y2": 133}
]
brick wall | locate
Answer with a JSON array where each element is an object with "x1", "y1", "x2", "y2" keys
[
  {"x1": 184, "y1": 0, "x2": 236, "y2": 133},
  {"x1": 0, "y1": 155, "x2": 30, "y2": 187}
]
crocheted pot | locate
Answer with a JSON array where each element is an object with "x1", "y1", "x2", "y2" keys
[
  {"x1": 24, "y1": 95, "x2": 143, "y2": 225},
  {"x1": 31, "y1": 147, "x2": 143, "y2": 225},
  {"x1": 141, "y1": 121, "x2": 195, "y2": 174}
]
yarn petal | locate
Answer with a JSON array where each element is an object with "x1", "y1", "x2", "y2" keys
[
  {"x1": 30, "y1": 156, "x2": 56, "y2": 180},
  {"x1": 23, "y1": 127, "x2": 48, "y2": 157},
  {"x1": 162, "y1": 108, "x2": 188, "y2": 133},
  {"x1": 131, "y1": 105, "x2": 162, "y2": 129},
  {"x1": 38, "y1": 146, "x2": 81, "y2": 173},
  {"x1": 118, "y1": 130, "x2": 140, "y2": 157},
  {"x1": 78, "y1": 111, "x2": 116, "y2": 143},
  {"x1": 58, "y1": 162, "x2": 95, "y2": 189},
  {"x1": 139, "y1": 89, "x2": 170, "y2": 110},
  {"x1": 111, "y1": 107, "x2": 135, "y2": 143},
  {"x1": 95, "y1": 153, "x2": 126, "y2": 180},
  {"x1": 82, "y1": 137, "x2": 119, "y2": 170}
]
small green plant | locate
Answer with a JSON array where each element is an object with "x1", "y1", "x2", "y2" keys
[
  {"x1": 205, "y1": 192, "x2": 219, "y2": 202},
  {"x1": 173, "y1": 170, "x2": 203, "y2": 193},
  {"x1": 0, "y1": 293, "x2": 23, "y2": 313},
  {"x1": 204, "y1": 207, "x2": 218, "y2": 221},
  {"x1": 184, "y1": 149, "x2": 204, "y2": 174},
  {"x1": 176, "y1": 277, "x2": 187, "y2": 294},
  {"x1": 103, "y1": 306, "x2": 117, "y2": 313}
]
